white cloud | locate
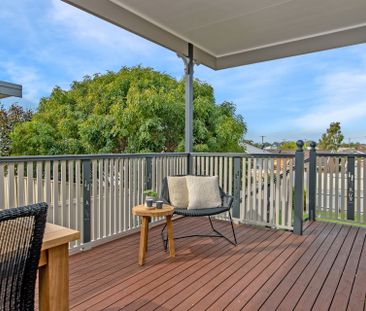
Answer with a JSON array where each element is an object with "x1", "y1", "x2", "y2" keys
[
  {"x1": 0, "y1": 61, "x2": 53, "y2": 104},
  {"x1": 48, "y1": 0, "x2": 154, "y2": 56},
  {"x1": 295, "y1": 70, "x2": 366, "y2": 131}
]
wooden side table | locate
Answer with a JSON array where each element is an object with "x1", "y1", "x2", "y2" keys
[{"x1": 132, "y1": 204, "x2": 175, "y2": 266}]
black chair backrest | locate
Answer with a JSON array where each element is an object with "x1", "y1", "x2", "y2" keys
[{"x1": 0, "y1": 203, "x2": 48, "y2": 311}]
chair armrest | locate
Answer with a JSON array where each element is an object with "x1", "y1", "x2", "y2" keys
[{"x1": 222, "y1": 194, "x2": 234, "y2": 208}]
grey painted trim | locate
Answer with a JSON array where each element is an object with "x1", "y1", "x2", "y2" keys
[
  {"x1": 145, "y1": 157, "x2": 152, "y2": 191},
  {"x1": 232, "y1": 157, "x2": 241, "y2": 218},
  {"x1": 317, "y1": 153, "x2": 366, "y2": 157},
  {"x1": 294, "y1": 141, "x2": 304, "y2": 235},
  {"x1": 190, "y1": 152, "x2": 294, "y2": 158},
  {"x1": 82, "y1": 159, "x2": 91, "y2": 243},
  {"x1": 0, "y1": 152, "x2": 189, "y2": 163},
  {"x1": 0, "y1": 152, "x2": 296, "y2": 162},
  {"x1": 0, "y1": 81, "x2": 22, "y2": 99},
  {"x1": 185, "y1": 43, "x2": 194, "y2": 153},
  {"x1": 347, "y1": 156, "x2": 355, "y2": 221},
  {"x1": 187, "y1": 153, "x2": 193, "y2": 175},
  {"x1": 308, "y1": 143, "x2": 317, "y2": 221}
]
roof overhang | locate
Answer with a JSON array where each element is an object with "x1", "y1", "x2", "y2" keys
[
  {"x1": 62, "y1": 0, "x2": 366, "y2": 70},
  {"x1": 0, "y1": 81, "x2": 22, "y2": 99}
]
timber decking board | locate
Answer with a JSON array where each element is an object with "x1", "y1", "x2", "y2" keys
[{"x1": 67, "y1": 219, "x2": 366, "y2": 311}]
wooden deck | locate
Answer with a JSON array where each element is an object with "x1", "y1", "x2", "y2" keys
[{"x1": 68, "y1": 218, "x2": 366, "y2": 311}]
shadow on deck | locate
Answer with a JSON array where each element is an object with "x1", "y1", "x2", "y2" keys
[{"x1": 68, "y1": 218, "x2": 366, "y2": 311}]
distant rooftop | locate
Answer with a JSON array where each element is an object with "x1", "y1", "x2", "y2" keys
[
  {"x1": 0, "y1": 81, "x2": 22, "y2": 99},
  {"x1": 243, "y1": 142, "x2": 270, "y2": 154}
]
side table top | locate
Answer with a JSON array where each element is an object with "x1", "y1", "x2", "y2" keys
[{"x1": 132, "y1": 204, "x2": 174, "y2": 217}]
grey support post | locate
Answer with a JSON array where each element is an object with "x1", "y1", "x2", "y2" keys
[
  {"x1": 232, "y1": 157, "x2": 241, "y2": 218},
  {"x1": 178, "y1": 43, "x2": 194, "y2": 174},
  {"x1": 294, "y1": 140, "x2": 305, "y2": 235},
  {"x1": 308, "y1": 141, "x2": 317, "y2": 221},
  {"x1": 347, "y1": 155, "x2": 355, "y2": 220},
  {"x1": 82, "y1": 159, "x2": 91, "y2": 243},
  {"x1": 185, "y1": 43, "x2": 194, "y2": 154},
  {"x1": 145, "y1": 157, "x2": 153, "y2": 190}
]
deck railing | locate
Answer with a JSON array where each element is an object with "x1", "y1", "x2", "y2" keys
[
  {"x1": 191, "y1": 153, "x2": 296, "y2": 230},
  {"x1": 0, "y1": 145, "x2": 306, "y2": 250},
  {"x1": 309, "y1": 151, "x2": 365, "y2": 225},
  {"x1": 0, "y1": 153, "x2": 188, "y2": 249}
]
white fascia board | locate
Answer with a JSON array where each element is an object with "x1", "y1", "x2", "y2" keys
[{"x1": 216, "y1": 25, "x2": 366, "y2": 69}]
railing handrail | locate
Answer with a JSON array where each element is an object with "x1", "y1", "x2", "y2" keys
[
  {"x1": 317, "y1": 152, "x2": 366, "y2": 157},
  {"x1": 0, "y1": 152, "x2": 189, "y2": 163},
  {"x1": 190, "y1": 152, "x2": 295, "y2": 158}
]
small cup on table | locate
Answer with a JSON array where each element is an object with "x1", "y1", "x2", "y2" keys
[
  {"x1": 145, "y1": 198, "x2": 154, "y2": 208},
  {"x1": 155, "y1": 200, "x2": 163, "y2": 209}
]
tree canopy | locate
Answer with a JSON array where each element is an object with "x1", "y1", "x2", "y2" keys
[
  {"x1": 10, "y1": 66, "x2": 246, "y2": 155},
  {"x1": 318, "y1": 122, "x2": 344, "y2": 152},
  {"x1": 0, "y1": 104, "x2": 33, "y2": 156}
]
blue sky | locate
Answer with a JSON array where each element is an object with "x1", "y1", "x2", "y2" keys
[{"x1": 1, "y1": 0, "x2": 366, "y2": 143}]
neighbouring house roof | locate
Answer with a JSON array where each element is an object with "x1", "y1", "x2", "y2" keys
[
  {"x1": 243, "y1": 143, "x2": 270, "y2": 154},
  {"x1": 0, "y1": 81, "x2": 22, "y2": 99},
  {"x1": 62, "y1": 0, "x2": 366, "y2": 70}
]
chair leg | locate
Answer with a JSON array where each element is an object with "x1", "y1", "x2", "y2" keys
[
  {"x1": 208, "y1": 214, "x2": 237, "y2": 246},
  {"x1": 161, "y1": 223, "x2": 168, "y2": 251},
  {"x1": 228, "y1": 210, "x2": 237, "y2": 245}
]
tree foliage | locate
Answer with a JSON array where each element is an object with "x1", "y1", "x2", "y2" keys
[
  {"x1": 318, "y1": 122, "x2": 344, "y2": 152},
  {"x1": 277, "y1": 141, "x2": 297, "y2": 150},
  {"x1": 10, "y1": 66, "x2": 246, "y2": 155},
  {"x1": 0, "y1": 104, "x2": 33, "y2": 156}
]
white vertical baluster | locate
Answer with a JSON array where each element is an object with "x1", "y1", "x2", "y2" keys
[
  {"x1": 335, "y1": 157, "x2": 339, "y2": 220},
  {"x1": 269, "y1": 158, "x2": 275, "y2": 226},
  {"x1": 317, "y1": 157, "x2": 322, "y2": 217},
  {"x1": 36, "y1": 161, "x2": 43, "y2": 204},
  {"x1": 52, "y1": 161, "x2": 59, "y2": 224},
  {"x1": 340, "y1": 157, "x2": 346, "y2": 220},
  {"x1": 61, "y1": 161, "x2": 67, "y2": 227},
  {"x1": 91, "y1": 160, "x2": 97, "y2": 240},
  {"x1": 275, "y1": 158, "x2": 280, "y2": 227},
  {"x1": 252, "y1": 158, "x2": 257, "y2": 222},
  {"x1": 246, "y1": 158, "x2": 251, "y2": 222},
  {"x1": 75, "y1": 160, "x2": 81, "y2": 244},
  {"x1": 242, "y1": 157, "x2": 247, "y2": 222},
  {"x1": 17, "y1": 163, "x2": 25, "y2": 207},
  {"x1": 45, "y1": 161, "x2": 51, "y2": 222},
  {"x1": 0, "y1": 164, "x2": 4, "y2": 209},
  {"x1": 8, "y1": 163, "x2": 15, "y2": 208},
  {"x1": 27, "y1": 162, "x2": 33, "y2": 205},
  {"x1": 357, "y1": 157, "x2": 361, "y2": 223},
  {"x1": 288, "y1": 158, "x2": 294, "y2": 228},
  {"x1": 263, "y1": 158, "x2": 268, "y2": 224}
]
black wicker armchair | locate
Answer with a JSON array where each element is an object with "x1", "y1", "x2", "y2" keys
[
  {"x1": 161, "y1": 176, "x2": 237, "y2": 247},
  {"x1": 0, "y1": 203, "x2": 48, "y2": 311}
]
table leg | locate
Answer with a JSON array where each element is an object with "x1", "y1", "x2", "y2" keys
[
  {"x1": 138, "y1": 216, "x2": 149, "y2": 265},
  {"x1": 166, "y1": 215, "x2": 175, "y2": 257},
  {"x1": 39, "y1": 244, "x2": 69, "y2": 311},
  {"x1": 145, "y1": 217, "x2": 149, "y2": 251}
]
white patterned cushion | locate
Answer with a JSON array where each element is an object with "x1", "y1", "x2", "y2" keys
[
  {"x1": 167, "y1": 176, "x2": 189, "y2": 209},
  {"x1": 186, "y1": 176, "x2": 222, "y2": 209}
]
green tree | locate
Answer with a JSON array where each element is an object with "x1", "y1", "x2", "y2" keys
[
  {"x1": 278, "y1": 141, "x2": 297, "y2": 150},
  {"x1": 10, "y1": 66, "x2": 247, "y2": 155},
  {"x1": 318, "y1": 122, "x2": 344, "y2": 152},
  {"x1": 0, "y1": 104, "x2": 33, "y2": 156}
]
